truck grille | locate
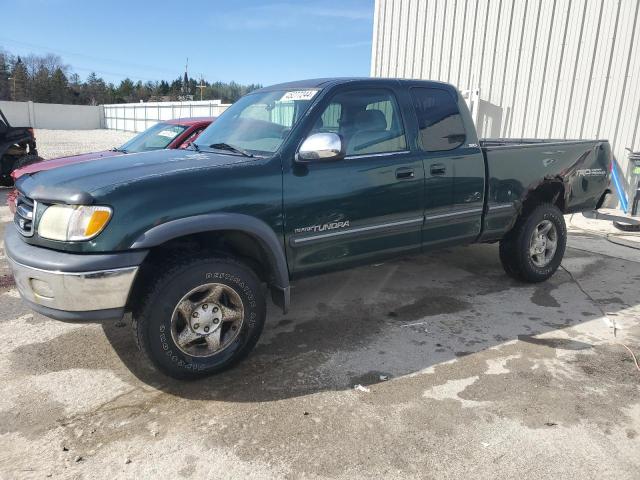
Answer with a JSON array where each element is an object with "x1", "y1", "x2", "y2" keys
[{"x1": 14, "y1": 193, "x2": 36, "y2": 237}]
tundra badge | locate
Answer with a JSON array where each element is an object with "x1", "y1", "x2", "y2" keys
[{"x1": 294, "y1": 221, "x2": 350, "y2": 234}]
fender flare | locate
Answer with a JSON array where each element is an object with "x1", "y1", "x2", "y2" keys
[{"x1": 130, "y1": 213, "x2": 290, "y2": 312}]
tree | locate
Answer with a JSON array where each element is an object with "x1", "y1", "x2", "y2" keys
[
  {"x1": 10, "y1": 57, "x2": 28, "y2": 101},
  {"x1": 0, "y1": 47, "x2": 261, "y2": 105},
  {"x1": 116, "y1": 78, "x2": 135, "y2": 102},
  {"x1": 32, "y1": 65, "x2": 51, "y2": 103},
  {"x1": 50, "y1": 68, "x2": 69, "y2": 104},
  {"x1": 83, "y1": 72, "x2": 111, "y2": 105},
  {"x1": 67, "y1": 72, "x2": 82, "y2": 104},
  {"x1": 158, "y1": 80, "x2": 170, "y2": 96},
  {"x1": 0, "y1": 51, "x2": 10, "y2": 100}
]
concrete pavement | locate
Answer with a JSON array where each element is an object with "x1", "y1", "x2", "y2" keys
[{"x1": 1, "y1": 188, "x2": 638, "y2": 479}]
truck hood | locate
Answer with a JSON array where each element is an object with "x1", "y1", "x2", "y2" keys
[
  {"x1": 16, "y1": 149, "x2": 253, "y2": 205},
  {"x1": 12, "y1": 150, "x2": 121, "y2": 180}
]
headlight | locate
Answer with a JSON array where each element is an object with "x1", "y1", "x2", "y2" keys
[{"x1": 38, "y1": 205, "x2": 112, "y2": 241}]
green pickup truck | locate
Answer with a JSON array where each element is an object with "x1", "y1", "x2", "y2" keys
[{"x1": 5, "y1": 78, "x2": 611, "y2": 378}]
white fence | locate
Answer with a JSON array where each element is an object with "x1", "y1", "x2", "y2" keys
[
  {"x1": 0, "y1": 100, "x2": 103, "y2": 130},
  {"x1": 0, "y1": 100, "x2": 230, "y2": 132},
  {"x1": 103, "y1": 100, "x2": 231, "y2": 133}
]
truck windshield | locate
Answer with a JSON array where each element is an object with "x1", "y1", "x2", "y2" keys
[
  {"x1": 118, "y1": 122, "x2": 187, "y2": 153},
  {"x1": 193, "y1": 89, "x2": 318, "y2": 157}
]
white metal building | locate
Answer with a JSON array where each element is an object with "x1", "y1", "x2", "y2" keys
[{"x1": 371, "y1": 0, "x2": 640, "y2": 195}]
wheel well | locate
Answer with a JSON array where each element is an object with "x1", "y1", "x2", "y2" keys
[
  {"x1": 521, "y1": 180, "x2": 565, "y2": 215},
  {"x1": 127, "y1": 230, "x2": 275, "y2": 314}
]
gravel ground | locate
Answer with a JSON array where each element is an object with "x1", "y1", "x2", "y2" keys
[
  {"x1": 34, "y1": 129, "x2": 135, "y2": 159},
  {"x1": 0, "y1": 131, "x2": 638, "y2": 479}
]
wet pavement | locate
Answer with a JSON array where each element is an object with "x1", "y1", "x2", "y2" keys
[{"x1": 0, "y1": 187, "x2": 639, "y2": 479}]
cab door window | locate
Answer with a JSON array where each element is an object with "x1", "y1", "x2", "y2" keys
[{"x1": 309, "y1": 89, "x2": 407, "y2": 156}]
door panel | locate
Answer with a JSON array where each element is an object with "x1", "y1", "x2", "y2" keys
[
  {"x1": 285, "y1": 154, "x2": 424, "y2": 276},
  {"x1": 283, "y1": 87, "x2": 425, "y2": 277},
  {"x1": 451, "y1": 148, "x2": 486, "y2": 238},
  {"x1": 409, "y1": 86, "x2": 485, "y2": 247},
  {"x1": 422, "y1": 147, "x2": 485, "y2": 247}
]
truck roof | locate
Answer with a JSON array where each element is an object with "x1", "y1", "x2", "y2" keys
[{"x1": 256, "y1": 77, "x2": 457, "y2": 93}]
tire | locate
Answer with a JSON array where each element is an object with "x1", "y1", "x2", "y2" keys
[
  {"x1": 133, "y1": 254, "x2": 266, "y2": 379},
  {"x1": 499, "y1": 203, "x2": 567, "y2": 283}
]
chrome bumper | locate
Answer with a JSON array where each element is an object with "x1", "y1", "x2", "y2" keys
[{"x1": 7, "y1": 257, "x2": 138, "y2": 313}]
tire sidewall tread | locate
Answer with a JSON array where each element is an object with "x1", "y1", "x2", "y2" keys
[
  {"x1": 499, "y1": 203, "x2": 567, "y2": 283},
  {"x1": 134, "y1": 255, "x2": 266, "y2": 380}
]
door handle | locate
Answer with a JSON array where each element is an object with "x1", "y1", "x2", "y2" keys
[
  {"x1": 430, "y1": 163, "x2": 446, "y2": 176},
  {"x1": 395, "y1": 167, "x2": 415, "y2": 179}
]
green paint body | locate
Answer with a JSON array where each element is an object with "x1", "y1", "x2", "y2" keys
[{"x1": 16, "y1": 79, "x2": 611, "y2": 280}]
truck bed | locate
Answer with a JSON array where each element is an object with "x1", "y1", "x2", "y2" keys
[{"x1": 478, "y1": 137, "x2": 611, "y2": 242}]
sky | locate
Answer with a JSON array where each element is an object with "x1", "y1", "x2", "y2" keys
[{"x1": 0, "y1": 0, "x2": 374, "y2": 86}]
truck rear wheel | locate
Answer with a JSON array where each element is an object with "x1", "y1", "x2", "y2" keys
[
  {"x1": 499, "y1": 203, "x2": 567, "y2": 283},
  {"x1": 133, "y1": 255, "x2": 266, "y2": 379}
]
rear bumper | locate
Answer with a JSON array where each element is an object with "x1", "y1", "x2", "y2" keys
[{"x1": 4, "y1": 225, "x2": 147, "y2": 321}]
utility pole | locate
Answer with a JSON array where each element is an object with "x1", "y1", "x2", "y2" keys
[
  {"x1": 196, "y1": 77, "x2": 206, "y2": 101},
  {"x1": 8, "y1": 76, "x2": 15, "y2": 100}
]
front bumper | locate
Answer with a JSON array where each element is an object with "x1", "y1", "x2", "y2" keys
[{"x1": 4, "y1": 225, "x2": 147, "y2": 321}]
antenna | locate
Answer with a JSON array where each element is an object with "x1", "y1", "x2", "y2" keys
[{"x1": 182, "y1": 58, "x2": 190, "y2": 96}]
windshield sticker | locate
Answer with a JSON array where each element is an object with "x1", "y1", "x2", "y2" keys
[
  {"x1": 280, "y1": 90, "x2": 318, "y2": 102},
  {"x1": 157, "y1": 130, "x2": 178, "y2": 138}
]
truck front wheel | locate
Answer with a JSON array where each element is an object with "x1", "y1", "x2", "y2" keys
[
  {"x1": 499, "y1": 203, "x2": 567, "y2": 283},
  {"x1": 133, "y1": 255, "x2": 266, "y2": 379}
]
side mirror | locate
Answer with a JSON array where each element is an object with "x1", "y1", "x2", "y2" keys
[{"x1": 297, "y1": 133, "x2": 344, "y2": 162}]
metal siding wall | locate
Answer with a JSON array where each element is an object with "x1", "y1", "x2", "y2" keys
[
  {"x1": 372, "y1": 0, "x2": 640, "y2": 189},
  {"x1": 370, "y1": 0, "x2": 380, "y2": 76}
]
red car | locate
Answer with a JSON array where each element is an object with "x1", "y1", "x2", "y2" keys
[{"x1": 7, "y1": 117, "x2": 215, "y2": 213}]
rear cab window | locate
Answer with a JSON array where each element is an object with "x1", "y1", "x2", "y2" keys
[{"x1": 410, "y1": 87, "x2": 466, "y2": 152}]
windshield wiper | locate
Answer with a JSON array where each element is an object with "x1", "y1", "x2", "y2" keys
[
  {"x1": 112, "y1": 147, "x2": 128, "y2": 153},
  {"x1": 209, "y1": 142, "x2": 254, "y2": 158}
]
